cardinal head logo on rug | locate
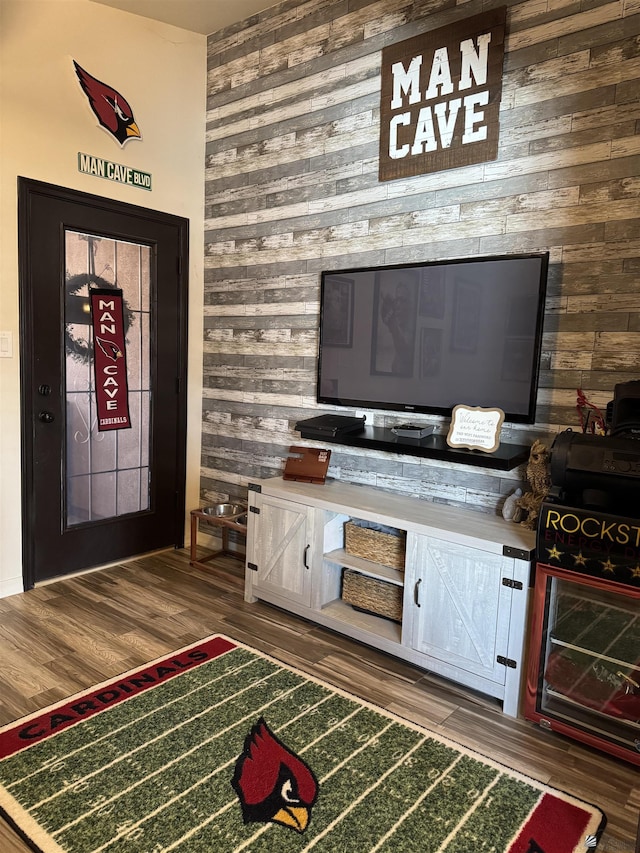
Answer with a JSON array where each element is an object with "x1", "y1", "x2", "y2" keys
[{"x1": 231, "y1": 717, "x2": 319, "y2": 833}]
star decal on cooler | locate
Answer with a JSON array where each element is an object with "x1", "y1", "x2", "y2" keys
[
  {"x1": 572, "y1": 551, "x2": 587, "y2": 566},
  {"x1": 631, "y1": 565, "x2": 640, "y2": 579},
  {"x1": 546, "y1": 545, "x2": 563, "y2": 561},
  {"x1": 600, "y1": 558, "x2": 615, "y2": 574}
]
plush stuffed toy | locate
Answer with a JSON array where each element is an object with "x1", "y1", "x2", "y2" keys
[
  {"x1": 515, "y1": 440, "x2": 551, "y2": 529},
  {"x1": 501, "y1": 488, "x2": 523, "y2": 521}
]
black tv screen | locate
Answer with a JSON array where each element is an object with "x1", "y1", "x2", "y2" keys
[{"x1": 317, "y1": 253, "x2": 549, "y2": 424}]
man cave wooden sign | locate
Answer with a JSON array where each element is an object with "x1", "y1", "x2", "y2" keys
[{"x1": 379, "y1": 7, "x2": 507, "y2": 182}]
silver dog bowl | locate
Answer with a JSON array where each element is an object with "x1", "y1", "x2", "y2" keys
[{"x1": 202, "y1": 502, "x2": 247, "y2": 518}]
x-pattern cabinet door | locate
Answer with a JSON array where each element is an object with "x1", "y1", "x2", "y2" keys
[
  {"x1": 246, "y1": 493, "x2": 314, "y2": 608},
  {"x1": 407, "y1": 533, "x2": 514, "y2": 686}
]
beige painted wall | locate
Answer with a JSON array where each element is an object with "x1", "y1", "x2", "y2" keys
[{"x1": 0, "y1": 0, "x2": 206, "y2": 597}]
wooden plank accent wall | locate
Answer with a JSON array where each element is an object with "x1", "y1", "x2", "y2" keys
[{"x1": 202, "y1": 0, "x2": 640, "y2": 516}]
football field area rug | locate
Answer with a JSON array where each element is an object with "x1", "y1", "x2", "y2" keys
[{"x1": 0, "y1": 635, "x2": 605, "y2": 853}]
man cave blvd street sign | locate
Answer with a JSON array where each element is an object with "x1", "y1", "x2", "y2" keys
[
  {"x1": 379, "y1": 7, "x2": 507, "y2": 182},
  {"x1": 78, "y1": 152, "x2": 152, "y2": 191}
]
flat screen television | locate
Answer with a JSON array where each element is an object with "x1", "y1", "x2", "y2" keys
[{"x1": 317, "y1": 252, "x2": 549, "y2": 425}]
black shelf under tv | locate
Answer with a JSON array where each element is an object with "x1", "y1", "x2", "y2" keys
[{"x1": 296, "y1": 424, "x2": 529, "y2": 470}]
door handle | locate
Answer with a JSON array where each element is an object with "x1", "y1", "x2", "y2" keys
[
  {"x1": 414, "y1": 578, "x2": 422, "y2": 607},
  {"x1": 38, "y1": 411, "x2": 55, "y2": 423},
  {"x1": 303, "y1": 544, "x2": 310, "y2": 569}
]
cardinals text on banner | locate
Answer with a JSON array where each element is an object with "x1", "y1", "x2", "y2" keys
[
  {"x1": 90, "y1": 288, "x2": 132, "y2": 432},
  {"x1": 378, "y1": 7, "x2": 507, "y2": 182}
]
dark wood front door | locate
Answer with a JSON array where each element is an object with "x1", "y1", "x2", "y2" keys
[{"x1": 19, "y1": 178, "x2": 189, "y2": 587}]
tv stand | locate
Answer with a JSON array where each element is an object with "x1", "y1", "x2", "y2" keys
[
  {"x1": 245, "y1": 476, "x2": 535, "y2": 716},
  {"x1": 296, "y1": 423, "x2": 529, "y2": 470}
]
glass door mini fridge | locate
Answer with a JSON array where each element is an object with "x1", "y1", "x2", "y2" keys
[{"x1": 525, "y1": 559, "x2": 640, "y2": 765}]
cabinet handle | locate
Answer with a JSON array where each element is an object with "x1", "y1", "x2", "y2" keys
[
  {"x1": 303, "y1": 545, "x2": 310, "y2": 570},
  {"x1": 414, "y1": 578, "x2": 422, "y2": 607}
]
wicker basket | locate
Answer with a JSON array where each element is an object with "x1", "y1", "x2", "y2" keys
[
  {"x1": 341, "y1": 569, "x2": 403, "y2": 623},
  {"x1": 344, "y1": 521, "x2": 405, "y2": 570}
]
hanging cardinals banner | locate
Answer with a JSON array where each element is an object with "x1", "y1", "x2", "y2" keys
[{"x1": 90, "y1": 288, "x2": 132, "y2": 431}]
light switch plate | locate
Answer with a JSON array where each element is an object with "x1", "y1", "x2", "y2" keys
[{"x1": 0, "y1": 331, "x2": 13, "y2": 358}]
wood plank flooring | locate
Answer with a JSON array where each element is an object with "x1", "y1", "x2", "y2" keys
[{"x1": 0, "y1": 548, "x2": 638, "y2": 853}]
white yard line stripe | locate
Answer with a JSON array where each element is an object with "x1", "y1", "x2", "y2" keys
[
  {"x1": 73, "y1": 691, "x2": 339, "y2": 853},
  {"x1": 9, "y1": 648, "x2": 250, "y2": 789},
  {"x1": 299, "y1": 731, "x2": 428, "y2": 852},
  {"x1": 43, "y1": 672, "x2": 284, "y2": 816},
  {"x1": 435, "y1": 773, "x2": 505, "y2": 853},
  {"x1": 369, "y1": 753, "x2": 464, "y2": 852},
  {"x1": 89, "y1": 769, "x2": 241, "y2": 853}
]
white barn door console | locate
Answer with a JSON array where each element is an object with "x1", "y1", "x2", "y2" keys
[{"x1": 244, "y1": 477, "x2": 535, "y2": 717}]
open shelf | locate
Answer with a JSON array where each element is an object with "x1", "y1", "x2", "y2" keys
[
  {"x1": 321, "y1": 598, "x2": 402, "y2": 643},
  {"x1": 324, "y1": 548, "x2": 405, "y2": 586},
  {"x1": 542, "y1": 688, "x2": 640, "y2": 755},
  {"x1": 297, "y1": 424, "x2": 529, "y2": 470},
  {"x1": 550, "y1": 636, "x2": 638, "y2": 673}
]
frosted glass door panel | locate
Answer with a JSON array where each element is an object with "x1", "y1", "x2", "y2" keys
[{"x1": 64, "y1": 230, "x2": 151, "y2": 526}]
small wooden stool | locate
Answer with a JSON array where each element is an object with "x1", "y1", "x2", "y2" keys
[{"x1": 189, "y1": 507, "x2": 247, "y2": 569}]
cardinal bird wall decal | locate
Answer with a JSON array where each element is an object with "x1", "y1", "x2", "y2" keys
[
  {"x1": 73, "y1": 61, "x2": 141, "y2": 146},
  {"x1": 231, "y1": 717, "x2": 319, "y2": 833}
]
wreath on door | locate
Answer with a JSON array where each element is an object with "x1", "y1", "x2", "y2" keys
[{"x1": 65, "y1": 273, "x2": 134, "y2": 363}]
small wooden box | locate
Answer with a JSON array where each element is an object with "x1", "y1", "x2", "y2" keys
[
  {"x1": 283, "y1": 446, "x2": 331, "y2": 484},
  {"x1": 341, "y1": 569, "x2": 403, "y2": 623}
]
